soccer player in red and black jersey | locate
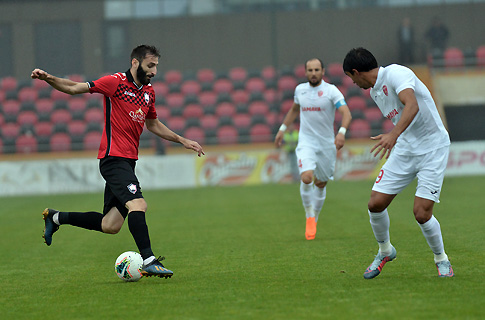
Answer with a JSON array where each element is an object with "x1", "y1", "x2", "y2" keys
[{"x1": 31, "y1": 45, "x2": 204, "y2": 278}]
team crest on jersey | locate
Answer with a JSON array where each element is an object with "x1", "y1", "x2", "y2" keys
[
  {"x1": 382, "y1": 85, "x2": 388, "y2": 96},
  {"x1": 127, "y1": 183, "x2": 137, "y2": 194},
  {"x1": 318, "y1": 90, "x2": 323, "y2": 97},
  {"x1": 144, "y1": 92, "x2": 150, "y2": 104}
]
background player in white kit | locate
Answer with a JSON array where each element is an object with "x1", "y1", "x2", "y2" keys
[
  {"x1": 343, "y1": 47, "x2": 453, "y2": 278},
  {"x1": 275, "y1": 58, "x2": 352, "y2": 240}
]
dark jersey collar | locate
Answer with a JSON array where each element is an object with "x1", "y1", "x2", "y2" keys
[{"x1": 126, "y1": 69, "x2": 143, "y2": 90}]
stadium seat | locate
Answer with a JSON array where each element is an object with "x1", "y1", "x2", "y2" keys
[
  {"x1": 229, "y1": 67, "x2": 248, "y2": 82},
  {"x1": 2, "y1": 122, "x2": 20, "y2": 139},
  {"x1": 0, "y1": 114, "x2": 4, "y2": 127},
  {"x1": 84, "y1": 108, "x2": 104, "y2": 124},
  {"x1": 17, "y1": 87, "x2": 38, "y2": 102},
  {"x1": 2, "y1": 100, "x2": 21, "y2": 121},
  {"x1": 444, "y1": 47, "x2": 464, "y2": 68},
  {"x1": 263, "y1": 89, "x2": 278, "y2": 104},
  {"x1": 68, "y1": 74, "x2": 85, "y2": 82},
  {"x1": 68, "y1": 97, "x2": 88, "y2": 113},
  {"x1": 152, "y1": 82, "x2": 169, "y2": 96},
  {"x1": 184, "y1": 127, "x2": 205, "y2": 144},
  {"x1": 164, "y1": 70, "x2": 183, "y2": 84},
  {"x1": 215, "y1": 102, "x2": 237, "y2": 117},
  {"x1": 248, "y1": 101, "x2": 270, "y2": 116},
  {"x1": 182, "y1": 103, "x2": 204, "y2": 119},
  {"x1": 17, "y1": 111, "x2": 39, "y2": 127},
  {"x1": 280, "y1": 99, "x2": 294, "y2": 115},
  {"x1": 231, "y1": 90, "x2": 250, "y2": 105},
  {"x1": 346, "y1": 86, "x2": 363, "y2": 98},
  {"x1": 216, "y1": 92, "x2": 232, "y2": 103},
  {"x1": 34, "y1": 122, "x2": 54, "y2": 138},
  {"x1": 167, "y1": 116, "x2": 186, "y2": 132},
  {"x1": 250, "y1": 123, "x2": 272, "y2": 143},
  {"x1": 216, "y1": 125, "x2": 239, "y2": 145},
  {"x1": 68, "y1": 120, "x2": 87, "y2": 137},
  {"x1": 181, "y1": 80, "x2": 201, "y2": 96},
  {"x1": 382, "y1": 119, "x2": 394, "y2": 133},
  {"x1": 326, "y1": 63, "x2": 344, "y2": 77},
  {"x1": 476, "y1": 45, "x2": 485, "y2": 67},
  {"x1": 32, "y1": 77, "x2": 50, "y2": 90},
  {"x1": 50, "y1": 89, "x2": 70, "y2": 101},
  {"x1": 15, "y1": 134, "x2": 38, "y2": 153},
  {"x1": 165, "y1": 93, "x2": 185, "y2": 109},
  {"x1": 342, "y1": 75, "x2": 355, "y2": 88},
  {"x1": 156, "y1": 105, "x2": 170, "y2": 121},
  {"x1": 49, "y1": 132, "x2": 71, "y2": 152},
  {"x1": 261, "y1": 65, "x2": 276, "y2": 81},
  {"x1": 0, "y1": 90, "x2": 5, "y2": 103},
  {"x1": 334, "y1": 110, "x2": 343, "y2": 124},
  {"x1": 233, "y1": 113, "x2": 252, "y2": 129},
  {"x1": 199, "y1": 91, "x2": 218, "y2": 107},
  {"x1": 294, "y1": 64, "x2": 306, "y2": 79},
  {"x1": 197, "y1": 68, "x2": 216, "y2": 83},
  {"x1": 83, "y1": 131, "x2": 102, "y2": 151},
  {"x1": 347, "y1": 96, "x2": 367, "y2": 112},
  {"x1": 0, "y1": 76, "x2": 17, "y2": 91},
  {"x1": 364, "y1": 107, "x2": 383, "y2": 123},
  {"x1": 349, "y1": 119, "x2": 371, "y2": 139},
  {"x1": 200, "y1": 114, "x2": 219, "y2": 130},
  {"x1": 213, "y1": 78, "x2": 234, "y2": 94},
  {"x1": 50, "y1": 109, "x2": 72, "y2": 124},
  {"x1": 277, "y1": 76, "x2": 298, "y2": 92},
  {"x1": 245, "y1": 77, "x2": 266, "y2": 93}
]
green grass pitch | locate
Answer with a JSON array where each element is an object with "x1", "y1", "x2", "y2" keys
[{"x1": 1, "y1": 176, "x2": 484, "y2": 319}]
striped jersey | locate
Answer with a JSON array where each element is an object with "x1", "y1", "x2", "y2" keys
[{"x1": 87, "y1": 70, "x2": 157, "y2": 160}]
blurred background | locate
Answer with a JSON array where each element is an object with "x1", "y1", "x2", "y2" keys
[{"x1": 0, "y1": 0, "x2": 484, "y2": 191}]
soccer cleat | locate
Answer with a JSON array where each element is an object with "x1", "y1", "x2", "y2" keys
[
  {"x1": 305, "y1": 217, "x2": 317, "y2": 240},
  {"x1": 42, "y1": 208, "x2": 59, "y2": 246},
  {"x1": 363, "y1": 245, "x2": 397, "y2": 279},
  {"x1": 436, "y1": 260, "x2": 454, "y2": 277},
  {"x1": 141, "y1": 256, "x2": 173, "y2": 279}
]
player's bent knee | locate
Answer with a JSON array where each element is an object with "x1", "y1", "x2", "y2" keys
[
  {"x1": 102, "y1": 223, "x2": 122, "y2": 234},
  {"x1": 300, "y1": 172, "x2": 313, "y2": 184}
]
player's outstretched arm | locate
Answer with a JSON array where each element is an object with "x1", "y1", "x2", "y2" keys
[
  {"x1": 31, "y1": 68, "x2": 89, "y2": 95},
  {"x1": 146, "y1": 118, "x2": 205, "y2": 157}
]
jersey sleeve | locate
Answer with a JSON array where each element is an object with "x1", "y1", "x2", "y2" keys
[
  {"x1": 330, "y1": 85, "x2": 347, "y2": 109},
  {"x1": 146, "y1": 91, "x2": 158, "y2": 119},
  {"x1": 391, "y1": 66, "x2": 416, "y2": 95},
  {"x1": 87, "y1": 74, "x2": 120, "y2": 97},
  {"x1": 294, "y1": 85, "x2": 301, "y2": 105}
]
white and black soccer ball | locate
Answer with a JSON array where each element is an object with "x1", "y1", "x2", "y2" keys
[{"x1": 115, "y1": 251, "x2": 143, "y2": 282}]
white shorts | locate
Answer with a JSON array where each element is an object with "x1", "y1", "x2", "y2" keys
[
  {"x1": 372, "y1": 146, "x2": 449, "y2": 202},
  {"x1": 295, "y1": 145, "x2": 336, "y2": 182}
]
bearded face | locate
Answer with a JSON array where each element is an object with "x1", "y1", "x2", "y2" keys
[{"x1": 136, "y1": 63, "x2": 151, "y2": 86}]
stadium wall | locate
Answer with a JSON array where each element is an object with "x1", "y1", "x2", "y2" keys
[
  {"x1": 1, "y1": 2, "x2": 485, "y2": 78},
  {"x1": 1, "y1": 141, "x2": 483, "y2": 197}
]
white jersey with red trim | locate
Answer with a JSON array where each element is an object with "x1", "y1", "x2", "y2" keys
[
  {"x1": 370, "y1": 64, "x2": 450, "y2": 156},
  {"x1": 294, "y1": 81, "x2": 346, "y2": 149}
]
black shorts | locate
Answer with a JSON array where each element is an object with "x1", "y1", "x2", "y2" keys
[{"x1": 99, "y1": 156, "x2": 144, "y2": 218}]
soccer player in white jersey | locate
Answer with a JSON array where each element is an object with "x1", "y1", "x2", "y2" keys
[
  {"x1": 343, "y1": 47, "x2": 453, "y2": 278},
  {"x1": 275, "y1": 58, "x2": 352, "y2": 240}
]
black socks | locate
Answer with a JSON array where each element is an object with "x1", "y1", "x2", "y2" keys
[
  {"x1": 59, "y1": 211, "x2": 103, "y2": 232},
  {"x1": 128, "y1": 211, "x2": 154, "y2": 260}
]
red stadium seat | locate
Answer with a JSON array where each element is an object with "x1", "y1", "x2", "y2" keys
[
  {"x1": 156, "y1": 105, "x2": 170, "y2": 121},
  {"x1": 68, "y1": 120, "x2": 87, "y2": 136},
  {"x1": 233, "y1": 113, "x2": 252, "y2": 129},
  {"x1": 263, "y1": 89, "x2": 278, "y2": 104},
  {"x1": 364, "y1": 107, "x2": 383, "y2": 123},
  {"x1": 349, "y1": 119, "x2": 371, "y2": 139},
  {"x1": 2, "y1": 100, "x2": 21, "y2": 118},
  {"x1": 84, "y1": 108, "x2": 104, "y2": 124},
  {"x1": 50, "y1": 109, "x2": 72, "y2": 124},
  {"x1": 0, "y1": 76, "x2": 17, "y2": 91},
  {"x1": 277, "y1": 76, "x2": 297, "y2": 92},
  {"x1": 16, "y1": 134, "x2": 38, "y2": 153},
  {"x1": 248, "y1": 101, "x2": 270, "y2": 116},
  {"x1": 213, "y1": 78, "x2": 234, "y2": 94},
  {"x1": 382, "y1": 119, "x2": 394, "y2": 133},
  {"x1": 229, "y1": 67, "x2": 248, "y2": 82},
  {"x1": 35, "y1": 99, "x2": 54, "y2": 114},
  {"x1": 183, "y1": 104, "x2": 204, "y2": 119},
  {"x1": 245, "y1": 77, "x2": 266, "y2": 93},
  {"x1": 250, "y1": 123, "x2": 272, "y2": 143},
  {"x1": 34, "y1": 122, "x2": 54, "y2": 137},
  {"x1": 216, "y1": 125, "x2": 238, "y2": 145},
  {"x1": 17, "y1": 111, "x2": 39, "y2": 126},
  {"x1": 184, "y1": 127, "x2": 205, "y2": 144},
  {"x1": 167, "y1": 116, "x2": 186, "y2": 132},
  {"x1": 347, "y1": 96, "x2": 367, "y2": 112},
  {"x1": 2, "y1": 123, "x2": 20, "y2": 139},
  {"x1": 68, "y1": 97, "x2": 88, "y2": 113},
  {"x1": 166, "y1": 93, "x2": 185, "y2": 108},
  {"x1": 444, "y1": 47, "x2": 464, "y2": 68},
  {"x1": 215, "y1": 102, "x2": 236, "y2": 117},
  {"x1": 476, "y1": 45, "x2": 485, "y2": 67},
  {"x1": 261, "y1": 66, "x2": 276, "y2": 81},
  {"x1": 50, "y1": 89, "x2": 71, "y2": 101},
  {"x1": 326, "y1": 63, "x2": 344, "y2": 77},
  {"x1": 164, "y1": 70, "x2": 183, "y2": 84},
  {"x1": 294, "y1": 64, "x2": 306, "y2": 79},
  {"x1": 50, "y1": 132, "x2": 72, "y2": 152},
  {"x1": 200, "y1": 115, "x2": 219, "y2": 130},
  {"x1": 342, "y1": 75, "x2": 355, "y2": 89},
  {"x1": 181, "y1": 80, "x2": 201, "y2": 96},
  {"x1": 152, "y1": 82, "x2": 169, "y2": 96},
  {"x1": 197, "y1": 68, "x2": 216, "y2": 83},
  {"x1": 83, "y1": 131, "x2": 102, "y2": 150},
  {"x1": 231, "y1": 90, "x2": 250, "y2": 105},
  {"x1": 199, "y1": 91, "x2": 218, "y2": 107},
  {"x1": 280, "y1": 99, "x2": 294, "y2": 115},
  {"x1": 18, "y1": 87, "x2": 38, "y2": 102}
]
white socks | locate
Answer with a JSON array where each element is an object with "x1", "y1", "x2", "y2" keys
[
  {"x1": 143, "y1": 256, "x2": 155, "y2": 266},
  {"x1": 53, "y1": 212, "x2": 60, "y2": 225},
  {"x1": 418, "y1": 215, "x2": 448, "y2": 262},
  {"x1": 300, "y1": 181, "x2": 314, "y2": 218},
  {"x1": 368, "y1": 209, "x2": 391, "y2": 255},
  {"x1": 312, "y1": 186, "x2": 326, "y2": 222}
]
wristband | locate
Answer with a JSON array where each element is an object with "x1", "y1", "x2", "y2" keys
[
  {"x1": 279, "y1": 124, "x2": 287, "y2": 132},
  {"x1": 338, "y1": 127, "x2": 347, "y2": 135}
]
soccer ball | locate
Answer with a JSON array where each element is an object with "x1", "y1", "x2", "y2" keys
[{"x1": 115, "y1": 251, "x2": 143, "y2": 282}]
